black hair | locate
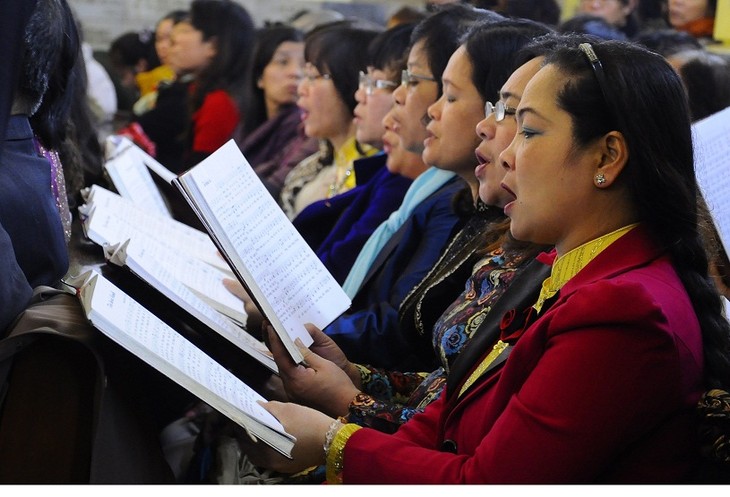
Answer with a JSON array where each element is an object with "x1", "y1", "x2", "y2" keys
[
  {"x1": 367, "y1": 22, "x2": 416, "y2": 77},
  {"x1": 109, "y1": 31, "x2": 159, "y2": 74},
  {"x1": 410, "y1": 3, "x2": 502, "y2": 95},
  {"x1": 504, "y1": 0, "x2": 561, "y2": 26},
  {"x1": 672, "y1": 49, "x2": 730, "y2": 122},
  {"x1": 465, "y1": 18, "x2": 554, "y2": 104},
  {"x1": 241, "y1": 24, "x2": 304, "y2": 135},
  {"x1": 304, "y1": 21, "x2": 380, "y2": 114},
  {"x1": 188, "y1": 0, "x2": 255, "y2": 113},
  {"x1": 632, "y1": 28, "x2": 703, "y2": 57},
  {"x1": 23, "y1": 0, "x2": 98, "y2": 208},
  {"x1": 21, "y1": 0, "x2": 78, "y2": 143},
  {"x1": 545, "y1": 38, "x2": 730, "y2": 389},
  {"x1": 158, "y1": 9, "x2": 188, "y2": 27}
]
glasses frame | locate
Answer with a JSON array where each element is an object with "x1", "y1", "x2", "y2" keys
[
  {"x1": 484, "y1": 100, "x2": 517, "y2": 122},
  {"x1": 302, "y1": 62, "x2": 332, "y2": 83},
  {"x1": 358, "y1": 71, "x2": 398, "y2": 96},
  {"x1": 400, "y1": 69, "x2": 437, "y2": 88}
]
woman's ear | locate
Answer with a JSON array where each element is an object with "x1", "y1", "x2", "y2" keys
[
  {"x1": 593, "y1": 130, "x2": 629, "y2": 188},
  {"x1": 204, "y1": 36, "x2": 218, "y2": 60}
]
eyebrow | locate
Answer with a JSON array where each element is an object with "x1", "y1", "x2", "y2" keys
[
  {"x1": 500, "y1": 90, "x2": 521, "y2": 102},
  {"x1": 516, "y1": 106, "x2": 543, "y2": 122}
]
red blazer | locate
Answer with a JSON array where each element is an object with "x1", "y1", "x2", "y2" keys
[{"x1": 342, "y1": 227, "x2": 704, "y2": 483}]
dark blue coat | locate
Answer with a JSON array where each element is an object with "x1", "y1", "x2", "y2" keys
[
  {"x1": 293, "y1": 153, "x2": 412, "y2": 284},
  {"x1": 324, "y1": 176, "x2": 467, "y2": 371},
  {"x1": 0, "y1": 116, "x2": 68, "y2": 289}
]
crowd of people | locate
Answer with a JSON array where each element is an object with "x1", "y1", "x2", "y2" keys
[{"x1": 1, "y1": 0, "x2": 730, "y2": 485}]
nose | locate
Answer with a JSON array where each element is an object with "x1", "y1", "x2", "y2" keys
[
  {"x1": 297, "y1": 78, "x2": 308, "y2": 97},
  {"x1": 354, "y1": 85, "x2": 367, "y2": 104},
  {"x1": 393, "y1": 83, "x2": 406, "y2": 106},
  {"x1": 427, "y1": 95, "x2": 443, "y2": 122},
  {"x1": 475, "y1": 114, "x2": 495, "y2": 141},
  {"x1": 499, "y1": 136, "x2": 517, "y2": 171}
]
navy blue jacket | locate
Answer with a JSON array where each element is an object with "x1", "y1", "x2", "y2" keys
[
  {"x1": 324, "y1": 176, "x2": 467, "y2": 371},
  {"x1": 293, "y1": 153, "x2": 412, "y2": 284}
]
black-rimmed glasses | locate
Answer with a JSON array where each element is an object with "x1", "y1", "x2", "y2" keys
[
  {"x1": 484, "y1": 101, "x2": 517, "y2": 122},
  {"x1": 359, "y1": 71, "x2": 398, "y2": 95},
  {"x1": 400, "y1": 69, "x2": 436, "y2": 88}
]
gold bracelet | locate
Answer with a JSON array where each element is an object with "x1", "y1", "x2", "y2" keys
[{"x1": 325, "y1": 423, "x2": 362, "y2": 484}]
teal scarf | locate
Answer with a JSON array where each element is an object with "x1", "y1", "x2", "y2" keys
[{"x1": 341, "y1": 167, "x2": 456, "y2": 298}]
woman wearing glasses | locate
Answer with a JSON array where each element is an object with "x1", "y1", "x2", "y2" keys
[
  {"x1": 257, "y1": 20, "x2": 553, "y2": 439},
  {"x1": 247, "y1": 36, "x2": 730, "y2": 483},
  {"x1": 290, "y1": 23, "x2": 415, "y2": 284},
  {"x1": 279, "y1": 22, "x2": 379, "y2": 220}
]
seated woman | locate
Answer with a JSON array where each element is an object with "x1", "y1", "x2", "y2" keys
[
  {"x1": 266, "y1": 26, "x2": 556, "y2": 432},
  {"x1": 291, "y1": 23, "x2": 415, "y2": 283},
  {"x1": 668, "y1": 0, "x2": 717, "y2": 42},
  {"x1": 174, "y1": 0, "x2": 254, "y2": 170},
  {"x1": 249, "y1": 37, "x2": 730, "y2": 483},
  {"x1": 2, "y1": 0, "x2": 75, "y2": 291},
  {"x1": 235, "y1": 25, "x2": 318, "y2": 198},
  {"x1": 132, "y1": 9, "x2": 188, "y2": 116},
  {"x1": 278, "y1": 21, "x2": 380, "y2": 220},
  {"x1": 573, "y1": 0, "x2": 640, "y2": 37}
]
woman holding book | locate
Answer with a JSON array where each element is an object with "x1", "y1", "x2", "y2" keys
[{"x1": 245, "y1": 38, "x2": 730, "y2": 483}]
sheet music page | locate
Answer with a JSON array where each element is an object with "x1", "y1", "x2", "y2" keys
[
  {"x1": 104, "y1": 137, "x2": 172, "y2": 217},
  {"x1": 83, "y1": 273, "x2": 288, "y2": 438},
  {"x1": 81, "y1": 185, "x2": 230, "y2": 273},
  {"x1": 179, "y1": 141, "x2": 351, "y2": 348},
  {"x1": 114, "y1": 239, "x2": 275, "y2": 371},
  {"x1": 119, "y1": 234, "x2": 244, "y2": 321},
  {"x1": 693, "y1": 106, "x2": 730, "y2": 254}
]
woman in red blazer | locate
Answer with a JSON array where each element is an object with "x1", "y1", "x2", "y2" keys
[{"x1": 246, "y1": 36, "x2": 730, "y2": 483}]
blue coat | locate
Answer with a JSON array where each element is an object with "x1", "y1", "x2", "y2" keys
[
  {"x1": 0, "y1": 116, "x2": 68, "y2": 289},
  {"x1": 293, "y1": 153, "x2": 412, "y2": 284},
  {"x1": 324, "y1": 176, "x2": 467, "y2": 371}
]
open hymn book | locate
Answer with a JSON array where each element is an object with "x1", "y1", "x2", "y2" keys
[
  {"x1": 173, "y1": 140, "x2": 351, "y2": 364},
  {"x1": 693, "y1": 106, "x2": 730, "y2": 317},
  {"x1": 64, "y1": 270, "x2": 295, "y2": 458}
]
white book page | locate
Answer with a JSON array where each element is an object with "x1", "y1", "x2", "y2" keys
[
  {"x1": 116, "y1": 234, "x2": 244, "y2": 322},
  {"x1": 81, "y1": 185, "x2": 230, "y2": 273},
  {"x1": 693, "y1": 106, "x2": 730, "y2": 254},
  {"x1": 103, "y1": 137, "x2": 172, "y2": 217},
  {"x1": 110, "y1": 239, "x2": 276, "y2": 372},
  {"x1": 178, "y1": 140, "x2": 351, "y2": 351},
  {"x1": 81, "y1": 273, "x2": 292, "y2": 452}
]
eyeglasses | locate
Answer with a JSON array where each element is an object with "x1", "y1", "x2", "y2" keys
[
  {"x1": 484, "y1": 101, "x2": 517, "y2": 122},
  {"x1": 302, "y1": 62, "x2": 331, "y2": 83},
  {"x1": 359, "y1": 71, "x2": 398, "y2": 96},
  {"x1": 400, "y1": 69, "x2": 436, "y2": 88}
]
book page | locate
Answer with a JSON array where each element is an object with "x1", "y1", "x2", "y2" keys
[
  {"x1": 107, "y1": 240, "x2": 276, "y2": 372},
  {"x1": 104, "y1": 136, "x2": 172, "y2": 217},
  {"x1": 81, "y1": 185, "x2": 231, "y2": 273},
  {"x1": 109, "y1": 234, "x2": 245, "y2": 323},
  {"x1": 80, "y1": 272, "x2": 293, "y2": 455},
  {"x1": 176, "y1": 140, "x2": 351, "y2": 358},
  {"x1": 693, "y1": 106, "x2": 730, "y2": 254}
]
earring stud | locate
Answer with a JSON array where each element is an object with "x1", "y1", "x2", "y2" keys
[{"x1": 595, "y1": 173, "x2": 606, "y2": 185}]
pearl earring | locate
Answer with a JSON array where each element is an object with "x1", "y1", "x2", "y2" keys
[{"x1": 595, "y1": 173, "x2": 606, "y2": 186}]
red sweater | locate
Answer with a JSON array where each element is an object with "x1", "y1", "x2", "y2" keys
[{"x1": 191, "y1": 89, "x2": 240, "y2": 155}]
